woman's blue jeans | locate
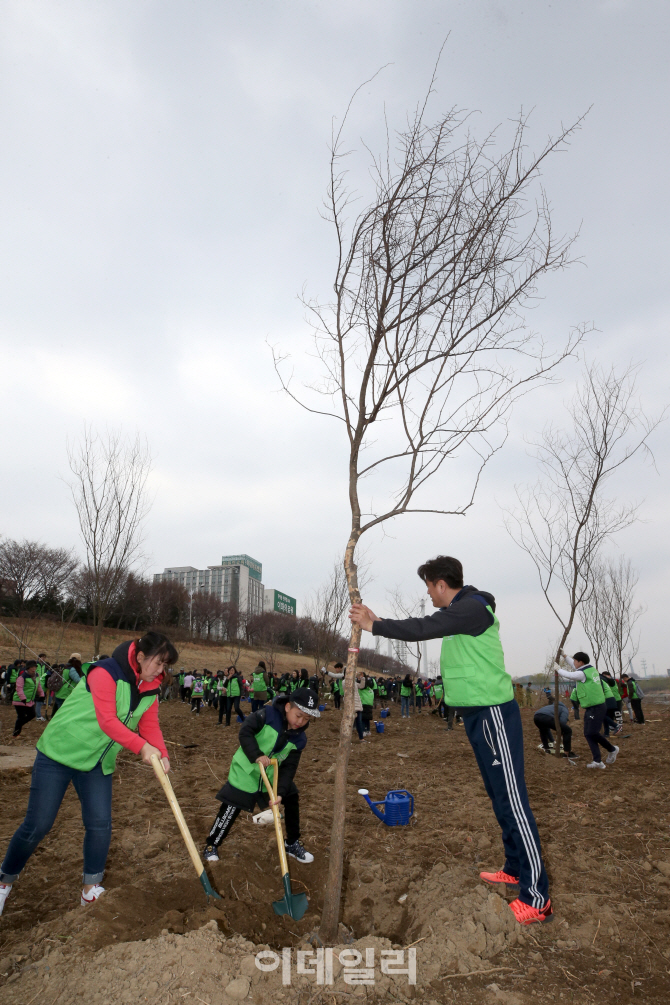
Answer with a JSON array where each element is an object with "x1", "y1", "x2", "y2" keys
[
  {"x1": 0, "y1": 751, "x2": 113, "y2": 885},
  {"x1": 401, "y1": 696, "x2": 410, "y2": 717},
  {"x1": 354, "y1": 710, "x2": 365, "y2": 740}
]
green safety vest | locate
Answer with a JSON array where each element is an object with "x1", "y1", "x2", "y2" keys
[
  {"x1": 192, "y1": 679, "x2": 204, "y2": 695},
  {"x1": 38, "y1": 676, "x2": 158, "y2": 774},
  {"x1": 600, "y1": 677, "x2": 616, "y2": 701},
  {"x1": 216, "y1": 679, "x2": 227, "y2": 694},
  {"x1": 400, "y1": 684, "x2": 412, "y2": 697},
  {"x1": 227, "y1": 722, "x2": 298, "y2": 794},
  {"x1": 570, "y1": 687, "x2": 578, "y2": 701},
  {"x1": 82, "y1": 662, "x2": 94, "y2": 676},
  {"x1": 56, "y1": 667, "x2": 78, "y2": 701},
  {"x1": 332, "y1": 678, "x2": 343, "y2": 695},
  {"x1": 439, "y1": 606, "x2": 513, "y2": 707},
  {"x1": 434, "y1": 682, "x2": 444, "y2": 700},
  {"x1": 252, "y1": 671, "x2": 267, "y2": 693},
  {"x1": 14, "y1": 673, "x2": 39, "y2": 703},
  {"x1": 178, "y1": 673, "x2": 185, "y2": 685},
  {"x1": 359, "y1": 686, "x2": 374, "y2": 706},
  {"x1": 628, "y1": 680, "x2": 641, "y2": 700},
  {"x1": 9, "y1": 666, "x2": 19, "y2": 685},
  {"x1": 227, "y1": 675, "x2": 241, "y2": 697},
  {"x1": 575, "y1": 665, "x2": 605, "y2": 708},
  {"x1": 36, "y1": 663, "x2": 48, "y2": 688},
  {"x1": 378, "y1": 682, "x2": 387, "y2": 697}
]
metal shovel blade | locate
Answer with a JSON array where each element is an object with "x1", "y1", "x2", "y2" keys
[
  {"x1": 272, "y1": 872, "x2": 309, "y2": 920},
  {"x1": 199, "y1": 869, "x2": 222, "y2": 900}
]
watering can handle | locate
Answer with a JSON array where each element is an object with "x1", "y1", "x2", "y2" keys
[{"x1": 394, "y1": 789, "x2": 414, "y2": 816}]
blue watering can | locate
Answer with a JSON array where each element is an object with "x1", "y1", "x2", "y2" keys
[
  {"x1": 380, "y1": 708, "x2": 389, "y2": 718},
  {"x1": 319, "y1": 704, "x2": 326, "y2": 711},
  {"x1": 375, "y1": 721, "x2": 385, "y2": 733},
  {"x1": 358, "y1": 788, "x2": 414, "y2": 826}
]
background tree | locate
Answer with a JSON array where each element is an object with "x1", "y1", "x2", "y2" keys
[
  {"x1": 0, "y1": 538, "x2": 79, "y2": 655},
  {"x1": 275, "y1": 72, "x2": 584, "y2": 940},
  {"x1": 67, "y1": 429, "x2": 152, "y2": 654},
  {"x1": 505, "y1": 362, "x2": 661, "y2": 756},
  {"x1": 305, "y1": 562, "x2": 356, "y2": 672},
  {"x1": 581, "y1": 556, "x2": 643, "y2": 680},
  {"x1": 190, "y1": 591, "x2": 225, "y2": 640}
]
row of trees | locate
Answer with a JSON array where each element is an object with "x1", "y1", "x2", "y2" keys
[{"x1": 0, "y1": 538, "x2": 413, "y2": 673}]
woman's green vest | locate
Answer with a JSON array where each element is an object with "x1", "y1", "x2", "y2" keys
[
  {"x1": 434, "y1": 681, "x2": 444, "y2": 700},
  {"x1": 56, "y1": 668, "x2": 77, "y2": 701},
  {"x1": 227, "y1": 675, "x2": 241, "y2": 697},
  {"x1": 252, "y1": 671, "x2": 267, "y2": 693},
  {"x1": 332, "y1": 678, "x2": 343, "y2": 695},
  {"x1": 38, "y1": 678, "x2": 157, "y2": 774},
  {"x1": 15, "y1": 674, "x2": 38, "y2": 703},
  {"x1": 400, "y1": 684, "x2": 412, "y2": 697},
  {"x1": 628, "y1": 680, "x2": 641, "y2": 700},
  {"x1": 600, "y1": 677, "x2": 616, "y2": 701},
  {"x1": 227, "y1": 723, "x2": 297, "y2": 794},
  {"x1": 575, "y1": 665, "x2": 605, "y2": 708},
  {"x1": 359, "y1": 686, "x2": 374, "y2": 706},
  {"x1": 439, "y1": 607, "x2": 513, "y2": 707}
]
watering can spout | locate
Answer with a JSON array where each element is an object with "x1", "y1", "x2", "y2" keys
[{"x1": 357, "y1": 788, "x2": 387, "y2": 822}]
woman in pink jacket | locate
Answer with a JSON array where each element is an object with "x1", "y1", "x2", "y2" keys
[{"x1": 12, "y1": 661, "x2": 45, "y2": 738}]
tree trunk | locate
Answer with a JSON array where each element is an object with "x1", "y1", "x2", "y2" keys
[
  {"x1": 319, "y1": 534, "x2": 361, "y2": 944},
  {"x1": 554, "y1": 628, "x2": 570, "y2": 757}
]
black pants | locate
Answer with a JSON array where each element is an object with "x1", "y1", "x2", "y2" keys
[
  {"x1": 179, "y1": 686, "x2": 186, "y2": 702},
  {"x1": 603, "y1": 698, "x2": 618, "y2": 736},
  {"x1": 333, "y1": 692, "x2": 341, "y2": 709},
  {"x1": 251, "y1": 698, "x2": 265, "y2": 713},
  {"x1": 191, "y1": 697, "x2": 201, "y2": 713},
  {"x1": 443, "y1": 704, "x2": 456, "y2": 729},
  {"x1": 630, "y1": 698, "x2": 644, "y2": 723},
  {"x1": 534, "y1": 713, "x2": 572, "y2": 753},
  {"x1": 570, "y1": 700, "x2": 580, "y2": 720},
  {"x1": 225, "y1": 696, "x2": 244, "y2": 726},
  {"x1": 583, "y1": 703, "x2": 615, "y2": 762},
  {"x1": 208, "y1": 791, "x2": 300, "y2": 847},
  {"x1": 361, "y1": 706, "x2": 373, "y2": 733},
  {"x1": 13, "y1": 705, "x2": 36, "y2": 736}
]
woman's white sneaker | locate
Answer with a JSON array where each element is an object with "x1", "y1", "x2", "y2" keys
[
  {"x1": 606, "y1": 745, "x2": 619, "y2": 764},
  {"x1": 0, "y1": 883, "x2": 12, "y2": 916},
  {"x1": 81, "y1": 884, "x2": 105, "y2": 906},
  {"x1": 586, "y1": 760, "x2": 606, "y2": 769}
]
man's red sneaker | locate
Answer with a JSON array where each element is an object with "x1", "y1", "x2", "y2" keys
[
  {"x1": 480, "y1": 869, "x2": 519, "y2": 887},
  {"x1": 508, "y1": 898, "x2": 553, "y2": 925}
]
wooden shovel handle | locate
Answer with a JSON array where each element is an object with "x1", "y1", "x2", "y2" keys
[
  {"x1": 259, "y1": 758, "x2": 290, "y2": 876},
  {"x1": 150, "y1": 753, "x2": 206, "y2": 880}
]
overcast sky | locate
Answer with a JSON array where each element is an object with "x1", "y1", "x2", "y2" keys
[{"x1": 1, "y1": 0, "x2": 668, "y2": 677}]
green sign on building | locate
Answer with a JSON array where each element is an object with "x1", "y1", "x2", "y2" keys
[{"x1": 266, "y1": 589, "x2": 296, "y2": 616}]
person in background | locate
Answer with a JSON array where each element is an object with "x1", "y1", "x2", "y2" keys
[
  {"x1": 12, "y1": 662, "x2": 45, "y2": 737},
  {"x1": 569, "y1": 686, "x2": 580, "y2": 720},
  {"x1": 557, "y1": 651, "x2": 618, "y2": 769},
  {"x1": 533, "y1": 689, "x2": 575, "y2": 757},
  {"x1": 51, "y1": 655, "x2": 82, "y2": 716},
  {"x1": 35, "y1": 655, "x2": 49, "y2": 721},
  {"x1": 329, "y1": 663, "x2": 344, "y2": 709},
  {"x1": 191, "y1": 673, "x2": 204, "y2": 713},
  {"x1": 525, "y1": 682, "x2": 534, "y2": 708},
  {"x1": 400, "y1": 675, "x2": 413, "y2": 718},
  {"x1": 223, "y1": 666, "x2": 245, "y2": 726},
  {"x1": 183, "y1": 670, "x2": 194, "y2": 705},
  {"x1": 325, "y1": 666, "x2": 367, "y2": 740},
  {"x1": 250, "y1": 661, "x2": 270, "y2": 713},
  {"x1": 622, "y1": 675, "x2": 645, "y2": 724}
]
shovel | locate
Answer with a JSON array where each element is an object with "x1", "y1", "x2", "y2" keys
[
  {"x1": 150, "y1": 753, "x2": 221, "y2": 901},
  {"x1": 259, "y1": 758, "x2": 309, "y2": 920}
]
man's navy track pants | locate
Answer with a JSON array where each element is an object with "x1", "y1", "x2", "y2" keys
[{"x1": 463, "y1": 698, "x2": 549, "y2": 908}]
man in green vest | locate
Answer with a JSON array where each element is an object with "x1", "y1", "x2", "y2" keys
[
  {"x1": 622, "y1": 675, "x2": 645, "y2": 724},
  {"x1": 52, "y1": 655, "x2": 82, "y2": 716},
  {"x1": 35, "y1": 655, "x2": 49, "y2": 721},
  {"x1": 203, "y1": 687, "x2": 320, "y2": 865},
  {"x1": 556, "y1": 652, "x2": 619, "y2": 769},
  {"x1": 350, "y1": 553, "x2": 552, "y2": 926}
]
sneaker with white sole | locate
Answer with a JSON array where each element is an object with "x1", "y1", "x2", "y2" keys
[
  {"x1": 81, "y1": 884, "x2": 105, "y2": 906},
  {"x1": 0, "y1": 883, "x2": 12, "y2": 916},
  {"x1": 605, "y1": 745, "x2": 619, "y2": 764},
  {"x1": 586, "y1": 760, "x2": 607, "y2": 769},
  {"x1": 203, "y1": 845, "x2": 219, "y2": 862},
  {"x1": 285, "y1": 840, "x2": 314, "y2": 864}
]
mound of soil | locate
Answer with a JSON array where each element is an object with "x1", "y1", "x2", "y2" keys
[{"x1": 1, "y1": 697, "x2": 670, "y2": 1003}]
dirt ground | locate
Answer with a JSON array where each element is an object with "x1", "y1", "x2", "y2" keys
[{"x1": 1, "y1": 692, "x2": 669, "y2": 1005}]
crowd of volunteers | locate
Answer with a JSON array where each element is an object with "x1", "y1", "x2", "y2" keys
[{"x1": 0, "y1": 552, "x2": 651, "y2": 931}]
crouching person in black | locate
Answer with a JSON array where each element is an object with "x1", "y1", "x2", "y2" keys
[
  {"x1": 203, "y1": 687, "x2": 320, "y2": 865},
  {"x1": 533, "y1": 689, "x2": 574, "y2": 757}
]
